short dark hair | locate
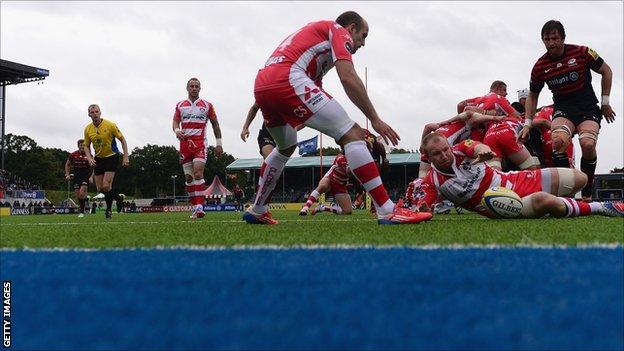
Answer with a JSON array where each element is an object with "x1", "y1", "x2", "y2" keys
[
  {"x1": 77, "y1": 139, "x2": 84, "y2": 145},
  {"x1": 187, "y1": 77, "x2": 200, "y2": 87},
  {"x1": 336, "y1": 11, "x2": 364, "y2": 31},
  {"x1": 541, "y1": 20, "x2": 565, "y2": 39},
  {"x1": 490, "y1": 80, "x2": 507, "y2": 91}
]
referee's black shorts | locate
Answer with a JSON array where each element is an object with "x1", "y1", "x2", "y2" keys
[{"x1": 94, "y1": 153, "x2": 120, "y2": 175}]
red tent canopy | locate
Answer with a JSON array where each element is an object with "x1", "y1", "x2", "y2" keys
[{"x1": 205, "y1": 176, "x2": 233, "y2": 198}]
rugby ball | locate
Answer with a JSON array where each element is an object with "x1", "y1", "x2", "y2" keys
[{"x1": 481, "y1": 187, "x2": 523, "y2": 218}]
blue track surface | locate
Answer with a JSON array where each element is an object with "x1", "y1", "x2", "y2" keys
[{"x1": 1, "y1": 248, "x2": 622, "y2": 350}]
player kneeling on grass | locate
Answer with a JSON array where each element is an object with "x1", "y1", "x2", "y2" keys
[
  {"x1": 417, "y1": 132, "x2": 624, "y2": 219},
  {"x1": 300, "y1": 153, "x2": 353, "y2": 216}
]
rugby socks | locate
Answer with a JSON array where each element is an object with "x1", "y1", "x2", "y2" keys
[
  {"x1": 344, "y1": 140, "x2": 394, "y2": 216},
  {"x1": 252, "y1": 149, "x2": 289, "y2": 214},
  {"x1": 326, "y1": 204, "x2": 343, "y2": 214},
  {"x1": 187, "y1": 179, "x2": 206, "y2": 206},
  {"x1": 559, "y1": 197, "x2": 601, "y2": 217},
  {"x1": 79, "y1": 198, "x2": 86, "y2": 214},
  {"x1": 580, "y1": 157, "x2": 597, "y2": 199},
  {"x1": 304, "y1": 190, "x2": 320, "y2": 208},
  {"x1": 104, "y1": 190, "x2": 114, "y2": 212},
  {"x1": 552, "y1": 152, "x2": 570, "y2": 168}
]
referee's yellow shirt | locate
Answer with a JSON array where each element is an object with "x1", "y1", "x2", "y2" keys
[{"x1": 84, "y1": 119, "x2": 124, "y2": 158}]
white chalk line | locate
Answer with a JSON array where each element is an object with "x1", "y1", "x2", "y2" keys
[{"x1": 1, "y1": 243, "x2": 622, "y2": 252}]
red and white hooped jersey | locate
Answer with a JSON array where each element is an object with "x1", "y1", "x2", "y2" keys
[
  {"x1": 173, "y1": 99, "x2": 217, "y2": 140},
  {"x1": 465, "y1": 92, "x2": 517, "y2": 117},
  {"x1": 255, "y1": 20, "x2": 354, "y2": 90},
  {"x1": 323, "y1": 154, "x2": 350, "y2": 185},
  {"x1": 422, "y1": 140, "x2": 546, "y2": 216},
  {"x1": 422, "y1": 140, "x2": 501, "y2": 212}
]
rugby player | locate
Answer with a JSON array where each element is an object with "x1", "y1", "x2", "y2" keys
[
  {"x1": 173, "y1": 78, "x2": 223, "y2": 219},
  {"x1": 243, "y1": 11, "x2": 431, "y2": 225},
  {"x1": 300, "y1": 153, "x2": 353, "y2": 215},
  {"x1": 65, "y1": 139, "x2": 92, "y2": 217},
  {"x1": 418, "y1": 132, "x2": 623, "y2": 218},
  {"x1": 518, "y1": 20, "x2": 616, "y2": 201}
]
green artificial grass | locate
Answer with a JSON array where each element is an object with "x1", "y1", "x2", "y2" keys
[{"x1": 1, "y1": 209, "x2": 622, "y2": 249}]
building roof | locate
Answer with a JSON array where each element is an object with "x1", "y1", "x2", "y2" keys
[
  {"x1": 1, "y1": 59, "x2": 50, "y2": 86},
  {"x1": 226, "y1": 152, "x2": 421, "y2": 171}
]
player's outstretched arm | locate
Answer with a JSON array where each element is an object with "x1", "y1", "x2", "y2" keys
[
  {"x1": 335, "y1": 60, "x2": 399, "y2": 145},
  {"x1": 119, "y1": 136, "x2": 130, "y2": 167},
  {"x1": 518, "y1": 91, "x2": 539, "y2": 143},
  {"x1": 596, "y1": 61, "x2": 616, "y2": 123},
  {"x1": 210, "y1": 118, "x2": 223, "y2": 156},
  {"x1": 241, "y1": 103, "x2": 259, "y2": 141}
]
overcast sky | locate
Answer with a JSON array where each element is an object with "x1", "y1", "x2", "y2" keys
[{"x1": 1, "y1": 1, "x2": 622, "y2": 172}]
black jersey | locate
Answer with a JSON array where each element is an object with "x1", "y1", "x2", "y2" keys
[{"x1": 529, "y1": 44, "x2": 604, "y2": 106}]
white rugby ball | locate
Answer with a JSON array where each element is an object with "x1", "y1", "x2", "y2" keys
[{"x1": 481, "y1": 187, "x2": 523, "y2": 218}]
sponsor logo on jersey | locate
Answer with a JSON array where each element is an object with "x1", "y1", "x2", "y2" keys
[
  {"x1": 547, "y1": 75, "x2": 569, "y2": 86},
  {"x1": 294, "y1": 105, "x2": 307, "y2": 118},
  {"x1": 265, "y1": 55, "x2": 285, "y2": 67},
  {"x1": 345, "y1": 41, "x2": 353, "y2": 54},
  {"x1": 569, "y1": 72, "x2": 579, "y2": 81},
  {"x1": 567, "y1": 58, "x2": 577, "y2": 67}
]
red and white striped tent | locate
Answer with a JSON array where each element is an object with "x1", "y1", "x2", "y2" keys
[{"x1": 205, "y1": 175, "x2": 232, "y2": 198}]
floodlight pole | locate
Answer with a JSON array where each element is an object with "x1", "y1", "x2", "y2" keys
[{"x1": 1, "y1": 86, "x2": 5, "y2": 171}]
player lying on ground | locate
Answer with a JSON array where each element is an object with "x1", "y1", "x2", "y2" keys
[
  {"x1": 300, "y1": 153, "x2": 353, "y2": 215},
  {"x1": 416, "y1": 132, "x2": 623, "y2": 218},
  {"x1": 417, "y1": 110, "x2": 503, "y2": 178}
]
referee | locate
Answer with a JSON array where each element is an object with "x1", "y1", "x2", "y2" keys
[{"x1": 83, "y1": 104, "x2": 129, "y2": 219}]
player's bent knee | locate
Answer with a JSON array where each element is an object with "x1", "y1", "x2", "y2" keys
[
  {"x1": 572, "y1": 169, "x2": 588, "y2": 191},
  {"x1": 551, "y1": 126, "x2": 572, "y2": 153},
  {"x1": 520, "y1": 194, "x2": 538, "y2": 218},
  {"x1": 517, "y1": 157, "x2": 535, "y2": 170},
  {"x1": 486, "y1": 159, "x2": 502, "y2": 170},
  {"x1": 555, "y1": 167, "x2": 581, "y2": 196}
]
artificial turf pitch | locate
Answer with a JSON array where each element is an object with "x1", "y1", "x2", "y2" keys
[
  {"x1": 1, "y1": 210, "x2": 622, "y2": 350},
  {"x1": 1, "y1": 209, "x2": 622, "y2": 248}
]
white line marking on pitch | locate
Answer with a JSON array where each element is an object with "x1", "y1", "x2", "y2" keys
[
  {"x1": 1, "y1": 243, "x2": 622, "y2": 252},
  {"x1": 0, "y1": 216, "x2": 487, "y2": 227}
]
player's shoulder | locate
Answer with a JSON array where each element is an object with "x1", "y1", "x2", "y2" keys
[
  {"x1": 176, "y1": 99, "x2": 191, "y2": 108},
  {"x1": 196, "y1": 98, "x2": 213, "y2": 108}
]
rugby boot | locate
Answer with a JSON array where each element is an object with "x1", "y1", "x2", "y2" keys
[
  {"x1": 601, "y1": 201, "x2": 624, "y2": 217},
  {"x1": 378, "y1": 207, "x2": 433, "y2": 225},
  {"x1": 243, "y1": 209, "x2": 278, "y2": 225},
  {"x1": 299, "y1": 206, "x2": 310, "y2": 216},
  {"x1": 311, "y1": 204, "x2": 325, "y2": 215}
]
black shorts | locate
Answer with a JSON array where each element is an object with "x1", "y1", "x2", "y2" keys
[
  {"x1": 73, "y1": 169, "x2": 91, "y2": 189},
  {"x1": 94, "y1": 154, "x2": 120, "y2": 175},
  {"x1": 553, "y1": 103, "x2": 602, "y2": 127},
  {"x1": 257, "y1": 124, "x2": 276, "y2": 156}
]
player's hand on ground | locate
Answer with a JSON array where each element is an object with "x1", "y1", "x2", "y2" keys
[
  {"x1": 371, "y1": 119, "x2": 400, "y2": 146},
  {"x1": 215, "y1": 145, "x2": 223, "y2": 157},
  {"x1": 517, "y1": 125, "x2": 530, "y2": 144},
  {"x1": 122, "y1": 156, "x2": 130, "y2": 167},
  {"x1": 602, "y1": 105, "x2": 616, "y2": 123},
  {"x1": 471, "y1": 150, "x2": 496, "y2": 164},
  {"x1": 240, "y1": 128, "x2": 250, "y2": 142}
]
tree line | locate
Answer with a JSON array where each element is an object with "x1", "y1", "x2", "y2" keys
[{"x1": 2, "y1": 133, "x2": 235, "y2": 198}]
